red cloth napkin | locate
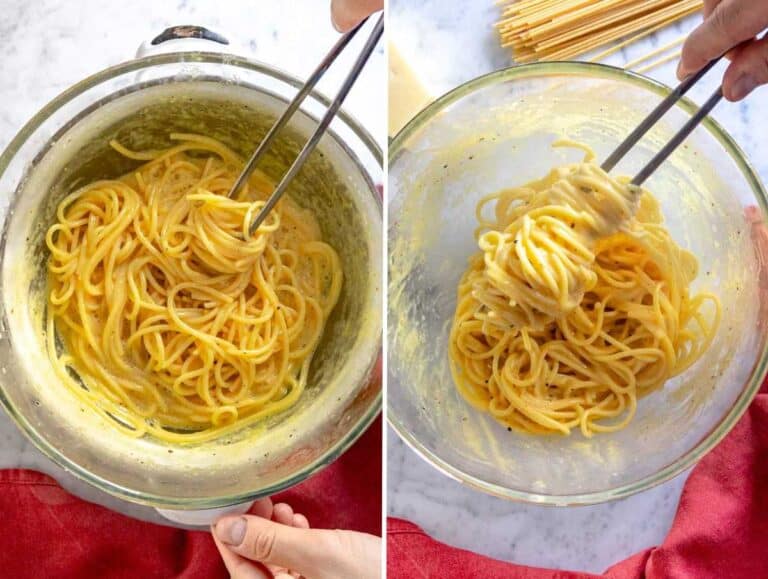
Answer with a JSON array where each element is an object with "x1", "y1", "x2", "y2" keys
[
  {"x1": 0, "y1": 416, "x2": 381, "y2": 579},
  {"x1": 388, "y1": 381, "x2": 768, "y2": 579}
]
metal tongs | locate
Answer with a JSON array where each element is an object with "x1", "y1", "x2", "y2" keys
[
  {"x1": 227, "y1": 14, "x2": 384, "y2": 236},
  {"x1": 602, "y1": 55, "x2": 724, "y2": 186}
]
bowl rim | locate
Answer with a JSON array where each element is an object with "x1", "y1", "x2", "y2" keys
[
  {"x1": 0, "y1": 51, "x2": 383, "y2": 509},
  {"x1": 387, "y1": 60, "x2": 768, "y2": 506}
]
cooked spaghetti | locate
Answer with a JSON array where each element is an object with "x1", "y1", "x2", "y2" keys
[
  {"x1": 449, "y1": 142, "x2": 720, "y2": 437},
  {"x1": 45, "y1": 134, "x2": 342, "y2": 443}
]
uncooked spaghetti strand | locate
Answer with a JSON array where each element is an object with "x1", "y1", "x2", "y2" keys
[
  {"x1": 588, "y1": 19, "x2": 677, "y2": 62},
  {"x1": 624, "y1": 35, "x2": 686, "y2": 69},
  {"x1": 634, "y1": 50, "x2": 683, "y2": 73}
]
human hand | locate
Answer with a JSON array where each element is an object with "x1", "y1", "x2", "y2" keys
[
  {"x1": 212, "y1": 497, "x2": 381, "y2": 579},
  {"x1": 677, "y1": 0, "x2": 768, "y2": 101},
  {"x1": 330, "y1": 0, "x2": 383, "y2": 32}
]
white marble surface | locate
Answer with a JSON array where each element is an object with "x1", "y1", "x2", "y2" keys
[
  {"x1": 0, "y1": 0, "x2": 385, "y2": 151},
  {"x1": 389, "y1": 429, "x2": 689, "y2": 573},
  {"x1": 0, "y1": 0, "x2": 383, "y2": 526},
  {"x1": 388, "y1": 0, "x2": 768, "y2": 574}
]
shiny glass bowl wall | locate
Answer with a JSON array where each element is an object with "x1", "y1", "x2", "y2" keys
[
  {"x1": 0, "y1": 52, "x2": 382, "y2": 508},
  {"x1": 388, "y1": 62, "x2": 768, "y2": 505}
]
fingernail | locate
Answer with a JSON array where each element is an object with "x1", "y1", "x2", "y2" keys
[
  {"x1": 730, "y1": 74, "x2": 757, "y2": 100},
  {"x1": 331, "y1": 14, "x2": 341, "y2": 32},
  {"x1": 330, "y1": 0, "x2": 342, "y2": 32},
  {"x1": 215, "y1": 517, "x2": 247, "y2": 546},
  {"x1": 676, "y1": 60, "x2": 687, "y2": 80}
]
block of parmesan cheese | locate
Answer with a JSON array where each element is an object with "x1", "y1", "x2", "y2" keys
[{"x1": 389, "y1": 42, "x2": 433, "y2": 137}]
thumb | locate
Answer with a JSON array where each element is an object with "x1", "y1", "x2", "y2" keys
[
  {"x1": 214, "y1": 515, "x2": 324, "y2": 572},
  {"x1": 330, "y1": 0, "x2": 382, "y2": 32},
  {"x1": 214, "y1": 515, "x2": 381, "y2": 579}
]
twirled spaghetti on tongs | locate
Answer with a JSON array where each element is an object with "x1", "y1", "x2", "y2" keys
[
  {"x1": 449, "y1": 141, "x2": 720, "y2": 437},
  {"x1": 46, "y1": 134, "x2": 342, "y2": 443}
]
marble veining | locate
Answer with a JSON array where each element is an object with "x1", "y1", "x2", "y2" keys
[
  {"x1": 0, "y1": 0, "x2": 383, "y2": 527},
  {"x1": 388, "y1": 0, "x2": 766, "y2": 574}
]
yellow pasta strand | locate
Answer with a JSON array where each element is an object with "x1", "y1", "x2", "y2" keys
[
  {"x1": 624, "y1": 35, "x2": 685, "y2": 70},
  {"x1": 46, "y1": 135, "x2": 342, "y2": 444},
  {"x1": 448, "y1": 142, "x2": 720, "y2": 437},
  {"x1": 634, "y1": 49, "x2": 683, "y2": 74}
]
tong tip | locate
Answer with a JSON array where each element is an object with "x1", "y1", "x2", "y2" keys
[{"x1": 248, "y1": 209, "x2": 268, "y2": 237}]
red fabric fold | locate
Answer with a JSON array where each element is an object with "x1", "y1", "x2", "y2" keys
[
  {"x1": 0, "y1": 416, "x2": 381, "y2": 579},
  {"x1": 388, "y1": 385, "x2": 768, "y2": 579}
]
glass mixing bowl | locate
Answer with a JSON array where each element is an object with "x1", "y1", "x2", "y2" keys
[
  {"x1": 388, "y1": 62, "x2": 768, "y2": 505},
  {"x1": 0, "y1": 52, "x2": 382, "y2": 509}
]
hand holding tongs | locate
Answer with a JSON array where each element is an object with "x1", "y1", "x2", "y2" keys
[
  {"x1": 227, "y1": 14, "x2": 384, "y2": 236},
  {"x1": 601, "y1": 55, "x2": 726, "y2": 185}
]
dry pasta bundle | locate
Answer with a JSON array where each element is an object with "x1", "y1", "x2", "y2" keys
[{"x1": 496, "y1": 0, "x2": 702, "y2": 63}]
